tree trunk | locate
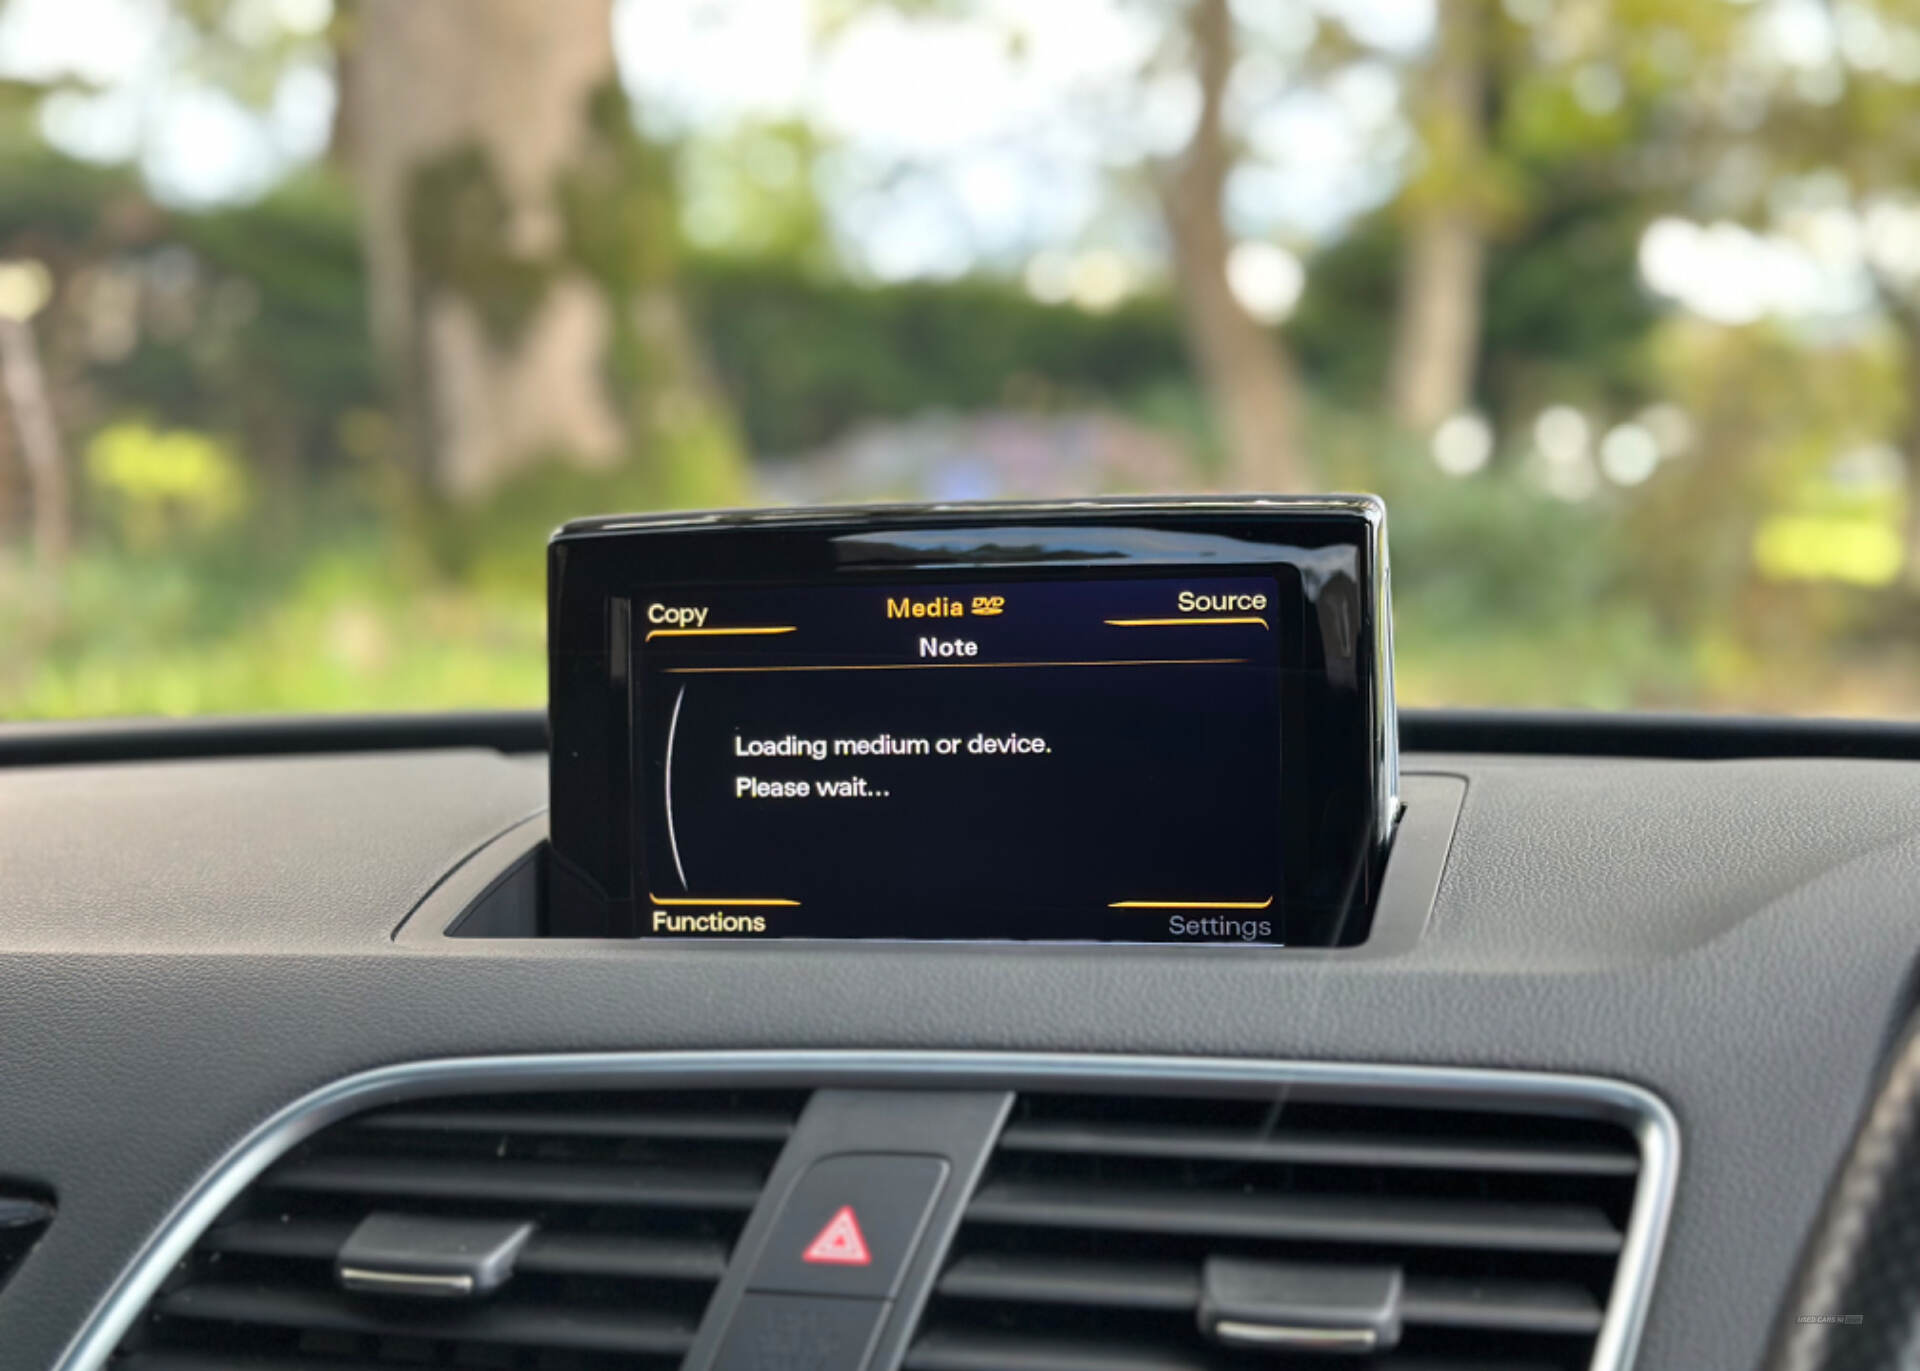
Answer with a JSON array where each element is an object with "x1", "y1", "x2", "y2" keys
[
  {"x1": 0, "y1": 373, "x2": 14, "y2": 536},
  {"x1": 1160, "y1": 0, "x2": 1309, "y2": 493},
  {"x1": 1902, "y1": 310, "x2": 1920, "y2": 595},
  {"x1": 1390, "y1": 207, "x2": 1484, "y2": 431},
  {"x1": 1388, "y1": 0, "x2": 1487, "y2": 432},
  {"x1": 343, "y1": 0, "x2": 625, "y2": 498},
  {"x1": 1872, "y1": 283, "x2": 1920, "y2": 594},
  {"x1": 0, "y1": 316, "x2": 69, "y2": 568}
]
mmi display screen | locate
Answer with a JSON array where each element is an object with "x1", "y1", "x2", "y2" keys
[{"x1": 635, "y1": 575, "x2": 1286, "y2": 943}]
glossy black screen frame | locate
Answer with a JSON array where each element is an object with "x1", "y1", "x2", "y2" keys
[{"x1": 547, "y1": 497, "x2": 1393, "y2": 945}]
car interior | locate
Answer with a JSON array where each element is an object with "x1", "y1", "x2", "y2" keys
[
  {"x1": 6, "y1": 494, "x2": 1920, "y2": 1371},
  {"x1": 6, "y1": 3, "x2": 1920, "y2": 1371}
]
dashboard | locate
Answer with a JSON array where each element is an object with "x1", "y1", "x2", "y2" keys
[
  {"x1": 3, "y1": 502, "x2": 1920, "y2": 1370},
  {"x1": 3, "y1": 723, "x2": 1920, "y2": 1368}
]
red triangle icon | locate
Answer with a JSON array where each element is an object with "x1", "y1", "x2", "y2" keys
[{"x1": 801, "y1": 1205, "x2": 872, "y2": 1266}]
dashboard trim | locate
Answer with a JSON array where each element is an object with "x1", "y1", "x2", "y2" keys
[
  {"x1": 56, "y1": 1050, "x2": 1678, "y2": 1371},
  {"x1": 9, "y1": 707, "x2": 1920, "y2": 770}
]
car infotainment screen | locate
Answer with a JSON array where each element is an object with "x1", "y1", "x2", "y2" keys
[
  {"x1": 547, "y1": 498, "x2": 1395, "y2": 945},
  {"x1": 637, "y1": 575, "x2": 1283, "y2": 942}
]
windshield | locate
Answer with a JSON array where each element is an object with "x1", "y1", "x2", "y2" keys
[{"x1": 0, "y1": 0, "x2": 1910, "y2": 720}]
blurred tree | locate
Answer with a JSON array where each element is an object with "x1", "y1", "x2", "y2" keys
[
  {"x1": 818, "y1": 0, "x2": 1313, "y2": 487},
  {"x1": 1627, "y1": 317, "x2": 1902, "y2": 672},
  {"x1": 343, "y1": 0, "x2": 620, "y2": 496},
  {"x1": 1770, "y1": 0, "x2": 1920, "y2": 591},
  {"x1": 339, "y1": 0, "x2": 741, "y2": 500},
  {"x1": 169, "y1": 177, "x2": 379, "y2": 520},
  {"x1": 685, "y1": 259, "x2": 1190, "y2": 453},
  {"x1": 0, "y1": 77, "x2": 151, "y2": 567},
  {"x1": 1388, "y1": 0, "x2": 1493, "y2": 432},
  {"x1": 0, "y1": 258, "x2": 65, "y2": 565},
  {"x1": 1156, "y1": 0, "x2": 1308, "y2": 492},
  {"x1": 676, "y1": 120, "x2": 836, "y2": 270},
  {"x1": 1604, "y1": 0, "x2": 1920, "y2": 590},
  {"x1": 0, "y1": 76, "x2": 39, "y2": 545},
  {"x1": 1885, "y1": 294, "x2": 1920, "y2": 591},
  {"x1": 1384, "y1": 0, "x2": 1741, "y2": 434}
]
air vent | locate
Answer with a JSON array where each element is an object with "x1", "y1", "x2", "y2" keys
[
  {"x1": 112, "y1": 1088, "x2": 805, "y2": 1371},
  {"x1": 906, "y1": 1091, "x2": 1646, "y2": 1371}
]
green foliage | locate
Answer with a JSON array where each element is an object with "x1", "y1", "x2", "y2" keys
[
  {"x1": 8, "y1": 0, "x2": 1920, "y2": 720},
  {"x1": 178, "y1": 174, "x2": 375, "y2": 404},
  {"x1": 146, "y1": 174, "x2": 379, "y2": 491},
  {"x1": 684, "y1": 259, "x2": 1191, "y2": 453},
  {"x1": 406, "y1": 144, "x2": 553, "y2": 346},
  {"x1": 674, "y1": 120, "x2": 835, "y2": 267},
  {"x1": 423, "y1": 436, "x2": 744, "y2": 596},
  {"x1": 1316, "y1": 412, "x2": 1634, "y2": 624},
  {"x1": 86, "y1": 421, "x2": 249, "y2": 547},
  {"x1": 560, "y1": 82, "x2": 680, "y2": 298},
  {"x1": 1320, "y1": 417, "x2": 1695, "y2": 708},
  {"x1": 1480, "y1": 191, "x2": 1661, "y2": 415},
  {"x1": 1283, "y1": 190, "x2": 1658, "y2": 417},
  {"x1": 0, "y1": 143, "x2": 147, "y2": 247},
  {"x1": 1289, "y1": 219, "x2": 1400, "y2": 406},
  {"x1": 0, "y1": 537, "x2": 544, "y2": 718},
  {"x1": 1626, "y1": 318, "x2": 1905, "y2": 630}
]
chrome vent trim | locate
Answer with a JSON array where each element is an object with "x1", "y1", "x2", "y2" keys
[
  {"x1": 911, "y1": 1090, "x2": 1652, "y2": 1370},
  {"x1": 57, "y1": 1052, "x2": 1678, "y2": 1371},
  {"x1": 110, "y1": 1089, "x2": 802, "y2": 1370}
]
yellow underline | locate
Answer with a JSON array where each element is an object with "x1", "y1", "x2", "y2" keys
[
  {"x1": 666, "y1": 657, "x2": 1247, "y2": 675},
  {"x1": 649, "y1": 895, "x2": 800, "y2": 907},
  {"x1": 1104, "y1": 617, "x2": 1269, "y2": 629},
  {"x1": 1109, "y1": 897, "x2": 1276, "y2": 910},
  {"x1": 645, "y1": 625, "x2": 797, "y2": 641}
]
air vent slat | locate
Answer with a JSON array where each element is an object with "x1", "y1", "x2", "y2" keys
[
  {"x1": 1401, "y1": 1278, "x2": 1605, "y2": 1335},
  {"x1": 910, "y1": 1087, "x2": 1649, "y2": 1371},
  {"x1": 115, "y1": 1086, "x2": 799, "y2": 1371},
  {"x1": 941, "y1": 1254, "x2": 1196, "y2": 1309},
  {"x1": 203, "y1": 1218, "x2": 731, "y2": 1281},
  {"x1": 935, "y1": 1256, "x2": 1603, "y2": 1335},
  {"x1": 156, "y1": 1280, "x2": 700, "y2": 1356},
  {"x1": 196, "y1": 1219, "x2": 351, "y2": 1261},
  {"x1": 996, "y1": 1121, "x2": 1639, "y2": 1176},
  {"x1": 357, "y1": 1106, "x2": 796, "y2": 1141},
  {"x1": 259, "y1": 1155, "x2": 763, "y2": 1209},
  {"x1": 904, "y1": 1331, "x2": 1210, "y2": 1371},
  {"x1": 902, "y1": 1330, "x2": 1562, "y2": 1371},
  {"x1": 120, "y1": 1356, "x2": 437, "y2": 1371},
  {"x1": 967, "y1": 1181, "x2": 1624, "y2": 1254}
]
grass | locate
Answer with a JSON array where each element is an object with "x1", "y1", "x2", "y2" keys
[
  {"x1": 8, "y1": 535, "x2": 1910, "y2": 722},
  {"x1": 4, "y1": 441, "x2": 1916, "y2": 721},
  {"x1": 1, "y1": 542, "x2": 545, "y2": 718}
]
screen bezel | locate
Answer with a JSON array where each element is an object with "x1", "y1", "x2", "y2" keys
[{"x1": 548, "y1": 496, "x2": 1395, "y2": 945}]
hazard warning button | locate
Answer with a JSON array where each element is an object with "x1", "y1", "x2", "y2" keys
[
  {"x1": 750, "y1": 1154, "x2": 949, "y2": 1299},
  {"x1": 803, "y1": 1206, "x2": 872, "y2": 1266}
]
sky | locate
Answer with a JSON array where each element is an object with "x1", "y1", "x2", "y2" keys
[
  {"x1": 0, "y1": 0, "x2": 1426, "y2": 278},
  {"x1": 615, "y1": 0, "x2": 1428, "y2": 279},
  {"x1": 0, "y1": 0, "x2": 335, "y2": 203}
]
